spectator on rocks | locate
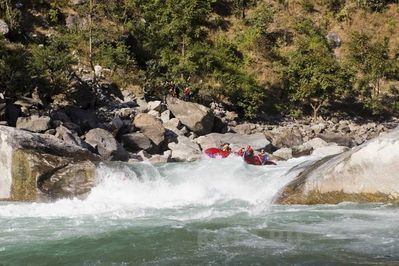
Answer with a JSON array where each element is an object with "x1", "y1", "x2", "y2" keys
[
  {"x1": 174, "y1": 84, "x2": 181, "y2": 98},
  {"x1": 183, "y1": 86, "x2": 191, "y2": 101}
]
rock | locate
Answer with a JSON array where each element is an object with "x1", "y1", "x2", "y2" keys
[
  {"x1": 0, "y1": 101, "x2": 6, "y2": 121},
  {"x1": 5, "y1": 103, "x2": 20, "y2": 126},
  {"x1": 167, "y1": 96, "x2": 214, "y2": 135},
  {"x1": 50, "y1": 110, "x2": 71, "y2": 123},
  {"x1": 16, "y1": 115, "x2": 51, "y2": 133},
  {"x1": 55, "y1": 125, "x2": 89, "y2": 149},
  {"x1": 85, "y1": 128, "x2": 128, "y2": 161},
  {"x1": 266, "y1": 128, "x2": 303, "y2": 149},
  {"x1": 0, "y1": 126, "x2": 99, "y2": 201},
  {"x1": 148, "y1": 100, "x2": 162, "y2": 111},
  {"x1": 317, "y1": 133, "x2": 354, "y2": 147},
  {"x1": 168, "y1": 136, "x2": 202, "y2": 162},
  {"x1": 312, "y1": 145, "x2": 349, "y2": 157},
  {"x1": 65, "y1": 107, "x2": 98, "y2": 132},
  {"x1": 277, "y1": 126, "x2": 399, "y2": 204},
  {"x1": 133, "y1": 113, "x2": 165, "y2": 148},
  {"x1": 233, "y1": 123, "x2": 255, "y2": 134},
  {"x1": 160, "y1": 110, "x2": 171, "y2": 123},
  {"x1": 147, "y1": 110, "x2": 160, "y2": 118},
  {"x1": 40, "y1": 160, "x2": 96, "y2": 199},
  {"x1": 136, "y1": 97, "x2": 148, "y2": 112},
  {"x1": 65, "y1": 14, "x2": 88, "y2": 30},
  {"x1": 303, "y1": 137, "x2": 328, "y2": 149},
  {"x1": 225, "y1": 111, "x2": 238, "y2": 122},
  {"x1": 212, "y1": 116, "x2": 228, "y2": 134},
  {"x1": 121, "y1": 132, "x2": 153, "y2": 152},
  {"x1": 70, "y1": 0, "x2": 86, "y2": 5},
  {"x1": 292, "y1": 144, "x2": 313, "y2": 157},
  {"x1": 310, "y1": 123, "x2": 326, "y2": 134},
  {"x1": 0, "y1": 19, "x2": 9, "y2": 35},
  {"x1": 148, "y1": 150, "x2": 172, "y2": 164},
  {"x1": 196, "y1": 133, "x2": 272, "y2": 152},
  {"x1": 326, "y1": 32, "x2": 341, "y2": 48},
  {"x1": 273, "y1": 148, "x2": 293, "y2": 161},
  {"x1": 115, "y1": 108, "x2": 135, "y2": 119},
  {"x1": 164, "y1": 118, "x2": 181, "y2": 131},
  {"x1": 137, "y1": 150, "x2": 151, "y2": 160}
]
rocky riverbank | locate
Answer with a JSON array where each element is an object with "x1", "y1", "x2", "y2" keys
[{"x1": 0, "y1": 83, "x2": 398, "y2": 202}]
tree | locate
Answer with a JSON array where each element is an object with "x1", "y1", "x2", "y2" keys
[
  {"x1": 285, "y1": 20, "x2": 351, "y2": 119},
  {"x1": 29, "y1": 36, "x2": 76, "y2": 97},
  {"x1": 347, "y1": 32, "x2": 392, "y2": 98}
]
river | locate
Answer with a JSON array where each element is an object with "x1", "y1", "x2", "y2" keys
[{"x1": 0, "y1": 156, "x2": 398, "y2": 265}]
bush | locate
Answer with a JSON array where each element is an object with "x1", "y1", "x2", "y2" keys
[
  {"x1": 29, "y1": 36, "x2": 76, "y2": 97},
  {"x1": 301, "y1": 0, "x2": 315, "y2": 13}
]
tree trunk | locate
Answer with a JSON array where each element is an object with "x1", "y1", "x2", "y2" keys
[{"x1": 310, "y1": 99, "x2": 324, "y2": 121}]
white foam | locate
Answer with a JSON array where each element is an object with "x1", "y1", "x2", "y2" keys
[{"x1": 0, "y1": 157, "x2": 308, "y2": 219}]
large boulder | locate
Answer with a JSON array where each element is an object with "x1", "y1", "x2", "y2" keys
[
  {"x1": 167, "y1": 96, "x2": 214, "y2": 135},
  {"x1": 265, "y1": 127, "x2": 303, "y2": 149},
  {"x1": 317, "y1": 132, "x2": 354, "y2": 147},
  {"x1": 0, "y1": 126, "x2": 99, "y2": 201},
  {"x1": 121, "y1": 132, "x2": 153, "y2": 152},
  {"x1": 196, "y1": 133, "x2": 272, "y2": 152},
  {"x1": 55, "y1": 125, "x2": 89, "y2": 149},
  {"x1": 64, "y1": 107, "x2": 98, "y2": 132},
  {"x1": 168, "y1": 136, "x2": 202, "y2": 162},
  {"x1": 133, "y1": 113, "x2": 165, "y2": 148},
  {"x1": 85, "y1": 128, "x2": 128, "y2": 161},
  {"x1": 276, "y1": 128, "x2": 399, "y2": 204},
  {"x1": 16, "y1": 115, "x2": 51, "y2": 133}
]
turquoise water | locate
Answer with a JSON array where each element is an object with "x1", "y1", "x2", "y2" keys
[{"x1": 1, "y1": 158, "x2": 398, "y2": 265}]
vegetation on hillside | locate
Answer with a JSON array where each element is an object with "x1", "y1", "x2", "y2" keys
[{"x1": 1, "y1": 0, "x2": 399, "y2": 119}]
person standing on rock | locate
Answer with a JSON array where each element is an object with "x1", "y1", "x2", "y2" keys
[
  {"x1": 174, "y1": 84, "x2": 181, "y2": 98},
  {"x1": 183, "y1": 86, "x2": 191, "y2": 101}
]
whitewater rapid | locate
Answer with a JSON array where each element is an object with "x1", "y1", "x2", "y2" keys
[
  {"x1": 0, "y1": 156, "x2": 309, "y2": 219},
  {"x1": 1, "y1": 156, "x2": 399, "y2": 265}
]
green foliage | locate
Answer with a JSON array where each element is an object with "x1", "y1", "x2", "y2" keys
[
  {"x1": 347, "y1": 32, "x2": 393, "y2": 96},
  {"x1": 359, "y1": 0, "x2": 395, "y2": 12},
  {"x1": 322, "y1": 0, "x2": 346, "y2": 13},
  {"x1": 0, "y1": 38, "x2": 32, "y2": 96},
  {"x1": 29, "y1": 36, "x2": 76, "y2": 96},
  {"x1": 300, "y1": 0, "x2": 315, "y2": 13},
  {"x1": 284, "y1": 20, "x2": 351, "y2": 118}
]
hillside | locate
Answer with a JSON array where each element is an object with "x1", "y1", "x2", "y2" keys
[{"x1": 1, "y1": 0, "x2": 399, "y2": 119}]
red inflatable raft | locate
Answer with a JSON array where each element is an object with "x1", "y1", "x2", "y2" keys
[
  {"x1": 204, "y1": 148, "x2": 231, "y2": 158},
  {"x1": 243, "y1": 155, "x2": 276, "y2": 166}
]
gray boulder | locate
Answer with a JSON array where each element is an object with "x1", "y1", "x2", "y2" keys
[
  {"x1": 277, "y1": 127, "x2": 399, "y2": 204},
  {"x1": 85, "y1": 128, "x2": 128, "y2": 161},
  {"x1": 167, "y1": 96, "x2": 214, "y2": 135},
  {"x1": 65, "y1": 107, "x2": 98, "y2": 131},
  {"x1": 133, "y1": 113, "x2": 165, "y2": 147},
  {"x1": 266, "y1": 127, "x2": 303, "y2": 149},
  {"x1": 273, "y1": 148, "x2": 293, "y2": 161},
  {"x1": 168, "y1": 136, "x2": 202, "y2": 162},
  {"x1": 122, "y1": 132, "x2": 153, "y2": 152},
  {"x1": 160, "y1": 110, "x2": 171, "y2": 123},
  {"x1": 55, "y1": 125, "x2": 88, "y2": 148},
  {"x1": 16, "y1": 115, "x2": 51, "y2": 133},
  {"x1": 148, "y1": 150, "x2": 172, "y2": 164},
  {"x1": 196, "y1": 132, "x2": 272, "y2": 152},
  {"x1": 148, "y1": 100, "x2": 162, "y2": 111},
  {"x1": 0, "y1": 126, "x2": 99, "y2": 201},
  {"x1": 317, "y1": 133, "x2": 354, "y2": 147}
]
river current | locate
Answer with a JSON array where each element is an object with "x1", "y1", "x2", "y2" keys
[{"x1": 1, "y1": 156, "x2": 398, "y2": 265}]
